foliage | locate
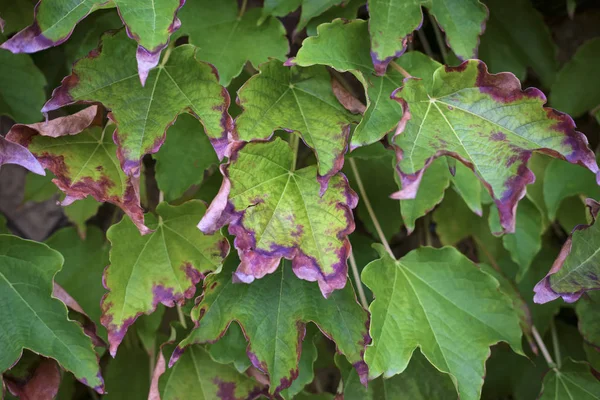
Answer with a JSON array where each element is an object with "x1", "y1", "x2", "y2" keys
[{"x1": 1, "y1": 0, "x2": 600, "y2": 399}]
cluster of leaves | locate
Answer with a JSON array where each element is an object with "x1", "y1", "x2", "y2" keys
[{"x1": 1, "y1": 0, "x2": 600, "y2": 399}]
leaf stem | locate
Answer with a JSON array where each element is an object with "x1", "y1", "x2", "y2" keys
[
  {"x1": 550, "y1": 320, "x2": 562, "y2": 369},
  {"x1": 238, "y1": 0, "x2": 248, "y2": 18},
  {"x1": 290, "y1": 134, "x2": 300, "y2": 172},
  {"x1": 349, "y1": 252, "x2": 368, "y2": 309},
  {"x1": 531, "y1": 325, "x2": 557, "y2": 369},
  {"x1": 389, "y1": 61, "x2": 411, "y2": 79},
  {"x1": 428, "y1": 13, "x2": 448, "y2": 63},
  {"x1": 416, "y1": 29, "x2": 435, "y2": 59},
  {"x1": 348, "y1": 158, "x2": 395, "y2": 258},
  {"x1": 177, "y1": 305, "x2": 188, "y2": 329}
]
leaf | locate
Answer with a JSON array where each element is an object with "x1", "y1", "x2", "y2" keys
[
  {"x1": 362, "y1": 245, "x2": 523, "y2": 400},
  {"x1": 23, "y1": 171, "x2": 58, "y2": 203},
  {"x1": 450, "y1": 160, "x2": 483, "y2": 216},
  {"x1": 3, "y1": 358, "x2": 61, "y2": 400},
  {"x1": 534, "y1": 199, "x2": 600, "y2": 303},
  {"x1": 208, "y1": 322, "x2": 252, "y2": 374},
  {"x1": 261, "y1": 0, "x2": 343, "y2": 32},
  {"x1": 42, "y1": 30, "x2": 233, "y2": 177},
  {"x1": 367, "y1": 0, "x2": 488, "y2": 74},
  {"x1": 280, "y1": 325, "x2": 320, "y2": 399},
  {"x1": 305, "y1": 0, "x2": 364, "y2": 36},
  {"x1": 46, "y1": 227, "x2": 109, "y2": 340},
  {"x1": 1, "y1": 0, "x2": 185, "y2": 84},
  {"x1": 63, "y1": 197, "x2": 100, "y2": 238},
  {"x1": 538, "y1": 359, "x2": 600, "y2": 399},
  {"x1": 176, "y1": 0, "x2": 288, "y2": 86},
  {"x1": 478, "y1": 0, "x2": 557, "y2": 88},
  {"x1": 198, "y1": 138, "x2": 358, "y2": 297},
  {"x1": 235, "y1": 60, "x2": 356, "y2": 188},
  {"x1": 0, "y1": 35, "x2": 46, "y2": 123},
  {"x1": 0, "y1": 234, "x2": 103, "y2": 392},
  {"x1": 576, "y1": 292, "x2": 600, "y2": 350},
  {"x1": 544, "y1": 159, "x2": 600, "y2": 221},
  {"x1": 0, "y1": 214, "x2": 7, "y2": 234},
  {"x1": 550, "y1": 38, "x2": 600, "y2": 118},
  {"x1": 101, "y1": 200, "x2": 229, "y2": 356},
  {"x1": 389, "y1": 59, "x2": 600, "y2": 233},
  {"x1": 0, "y1": 136, "x2": 45, "y2": 176},
  {"x1": 103, "y1": 334, "x2": 150, "y2": 400},
  {"x1": 6, "y1": 106, "x2": 148, "y2": 234},
  {"x1": 293, "y1": 19, "x2": 441, "y2": 148},
  {"x1": 174, "y1": 259, "x2": 369, "y2": 394},
  {"x1": 0, "y1": 1, "x2": 34, "y2": 34},
  {"x1": 136, "y1": 305, "x2": 166, "y2": 356},
  {"x1": 154, "y1": 114, "x2": 219, "y2": 202}
]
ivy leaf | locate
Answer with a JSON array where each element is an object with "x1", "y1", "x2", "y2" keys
[
  {"x1": 478, "y1": 0, "x2": 557, "y2": 88},
  {"x1": 280, "y1": 325, "x2": 320, "y2": 399},
  {"x1": 101, "y1": 200, "x2": 229, "y2": 356},
  {"x1": 450, "y1": 160, "x2": 483, "y2": 216},
  {"x1": 173, "y1": 259, "x2": 369, "y2": 394},
  {"x1": 293, "y1": 19, "x2": 441, "y2": 148},
  {"x1": 176, "y1": 0, "x2": 288, "y2": 86},
  {"x1": 305, "y1": 0, "x2": 364, "y2": 36},
  {"x1": 534, "y1": 199, "x2": 600, "y2": 304},
  {"x1": 0, "y1": 234, "x2": 104, "y2": 393},
  {"x1": 6, "y1": 106, "x2": 148, "y2": 234},
  {"x1": 390, "y1": 60, "x2": 600, "y2": 233},
  {"x1": 236, "y1": 60, "x2": 356, "y2": 188},
  {"x1": 1, "y1": 0, "x2": 185, "y2": 84},
  {"x1": 261, "y1": 0, "x2": 343, "y2": 32},
  {"x1": 576, "y1": 292, "x2": 600, "y2": 351},
  {"x1": 0, "y1": 1, "x2": 34, "y2": 34},
  {"x1": 362, "y1": 245, "x2": 523, "y2": 400},
  {"x1": 42, "y1": 30, "x2": 233, "y2": 178},
  {"x1": 367, "y1": 0, "x2": 488, "y2": 74},
  {"x1": 207, "y1": 322, "x2": 252, "y2": 374},
  {"x1": 538, "y1": 359, "x2": 600, "y2": 399},
  {"x1": 0, "y1": 136, "x2": 44, "y2": 176},
  {"x1": 154, "y1": 114, "x2": 219, "y2": 202},
  {"x1": 198, "y1": 138, "x2": 358, "y2": 297},
  {"x1": 63, "y1": 197, "x2": 100, "y2": 238},
  {"x1": 103, "y1": 334, "x2": 150, "y2": 400},
  {"x1": 550, "y1": 38, "x2": 600, "y2": 118}
]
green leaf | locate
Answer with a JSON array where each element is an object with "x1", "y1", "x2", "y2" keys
[
  {"x1": 0, "y1": 214, "x2": 7, "y2": 234},
  {"x1": 154, "y1": 114, "x2": 219, "y2": 202},
  {"x1": 362, "y1": 245, "x2": 523, "y2": 400},
  {"x1": 478, "y1": 0, "x2": 557, "y2": 87},
  {"x1": 450, "y1": 160, "x2": 483, "y2": 216},
  {"x1": 46, "y1": 227, "x2": 110, "y2": 340},
  {"x1": 103, "y1": 334, "x2": 150, "y2": 400},
  {"x1": 550, "y1": 38, "x2": 600, "y2": 117},
  {"x1": 136, "y1": 305, "x2": 166, "y2": 356},
  {"x1": 367, "y1": 0, "x2": 488, "y2": 73},
  {"x1": 293, "y1": 19, "x2": 441, "y2": 148},
  {"x1": 544, "y1": 159, "x2": 600, "y2": 221},
  {"x1": 198, "y1": 138, "x2": 358, "y2": 296},
  {"x1": 305, "y1": 0, "x2": 364, "y2": 36},
  {"x1": 63, "y1": 197, "x2": 100, "y2": 238},
  {"x1": 576, "y1": 292, "x2": 600, "y2": 350},
  {"x1": 23, "y1": 171, "x2": 58, "y2": 203},
  {"x1": 389, "y1": 59, "x2": 599, "y2": 233},
  {"x1": 534, "y1": 199, "x2": 600, "y2": 304},
  {"x1": 280, "y1": 325, "x2": 320, "y2": 399},
  {"x1": 261, "y1": 0, "x2": 343, "y2": 32},
  {"x1": 42, "y1": 30, "x2": 233, "y2": 176},
  {"x1": 208, "y1": 322, "x2": 252, "y2": 374},
  {"x1": 175, "y1": 260, "x2": 369, "y2": 393},
  {"x1": 0, "y1": 234, "x2": 103, "y2": 392},
  {"x1": 176, "y1": 0, "x2": 288, "y2": 86},
  {"x1": 101, "y1": 200, "x2": 229, "y2": 356},
  {"x1": 538, "y1": 359, "x2": 600, "y2": 399},
  {"x1": 0, "y1": 1, "x2": 34, "y2": 34},
  {"x1": 236, "y1": 60, "x2": 356, "y2": 185}
]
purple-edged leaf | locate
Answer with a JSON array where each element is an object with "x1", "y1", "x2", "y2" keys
[
  {"x1": 6, "y1": 106, "x2": 149, "y2": 234},
  {"x1": 43, "y1": 30, "x2": 232, "y2": 178},
  {"x1": 534, "y1": 199, "x2": 600, "y2": 304},
  {"x1": 0, "y1": 234, "x2": 103, "y2": 393},
  {"x1": 101, "y1": 200, "x2": 229, "y2": 356},
  {"x1": 173, "y1": 259, "x2": 369, "y2": 394},
  {"x1": 367, "y1": 0, "x2": 488, "y2": 74},
  {"x1": 390, "y1": 60, "x2": 600, "y2": 233},
  {"x1": 199, "y1": 138, "x2": 358, "y2": 297},
  {"x1": 1, "y1": 0, "x2": 185, "y2": 84},
  {"x1": 0, "y1": 136, "x2": 44, "y2": 175},
  {"x1": 235, "y1": 60, "x2": 357, "y2": 189}
]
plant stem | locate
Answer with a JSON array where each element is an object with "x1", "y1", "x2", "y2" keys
[
  {"x1": 389, "y1": 61, "x2": 411, "y2": 79},
  {"x1": 349, "y1": 252, "x2": 369, "y2": 309},
  {"x1": 428, "y1": 13, "x2": 448, "y2": 63},
  {"x1": 177, "y1": 305, "x2": 188, "y2": 329},
  {"x1": 532, "y1": 326, "x2": 557, "y2": 369},
  {"x1": 290, "y1": 134, "x2": 300, "y2": 171},
  {"x1": 417, "y1": 28, "x2": 435, "y2": 59},
  {"x1": 551, "y1": 320, "x2": 562, "y2": 369},
  {"x1": 238, "y1": 0, "x2": 248, "y2": 18},
  {"x1": 348, "y1": 158, "x2": 395, "y2": 258}
]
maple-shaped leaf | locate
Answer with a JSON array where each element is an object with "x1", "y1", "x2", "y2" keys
[
  {"x1": 362, "y1": 245, "x2": 523, "y2": 400},
  {"x1": 101, "y1": 200, "x2": 229, "y2": 356},
  {"x1": 235, "y1": 60, "x2": 356, "y2": 189},
  {"x1": 534, "y1": 199, "x2": 600, "y2": 304},
  {"x1": 538, "y1": 359, "x2": 600, "y2": 400},
  {"x1": 0, "y1": 0, "x2": 185, "y2": 84},
  {"x1": 175, "y1": 0, "x2": 288, "y2": 86},
  {"x1": 6, "y1": 106, "x2": 148, "y2": 234},
  {"x1": 390, "y1": 60, "x2": 600, "y2": 233},
  {"x1": 293, "y1": 19, "x2": 441, "y2": 148},
  {"x1": 173, "y1": 259, "x2": 369, "y2": 394},
  {"x1": 199, "y1": 138, "x2": 358, "y2": 297},
  {"x1": 0, "y1": 234, "x2": 104, "y2": 393},
  {"x1": 261, "y1": 0, "x2": 343, "y2": 32},
  {"x1": 367, "y1": 0, "x2": 488, "y2": 74},
  {"x1": 42, "y1": 30, "x2": 232, "y2": 178}
]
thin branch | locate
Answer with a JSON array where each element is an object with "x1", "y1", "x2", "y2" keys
[
  {"x1": 416, "y1": 28, "x2": 435, "y2": 59},
  {"x1": 348, "y1": 158, "x2": 395, "y2": 258},
  {"x1": 349, "y1": 252, "x2": 369, "y2": 309},
  {"x1": 290, "y1": 134, "x2": 300, "y2": 171},
  {"x1": 238, "y1": 0, "x2": 248, "y2": 18},
  {"x1": 551, "y1": 320, "x2": 562, "y2": 369},
  {"x1": 531, "y1": 326, "x2": 557, "y2": 369},
  {"x1": 428, "y1": 13, "x2": 448, "y2": 63},
  {"x1": 389, "y1": 61, "x2": 411, "y2": 79}
]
